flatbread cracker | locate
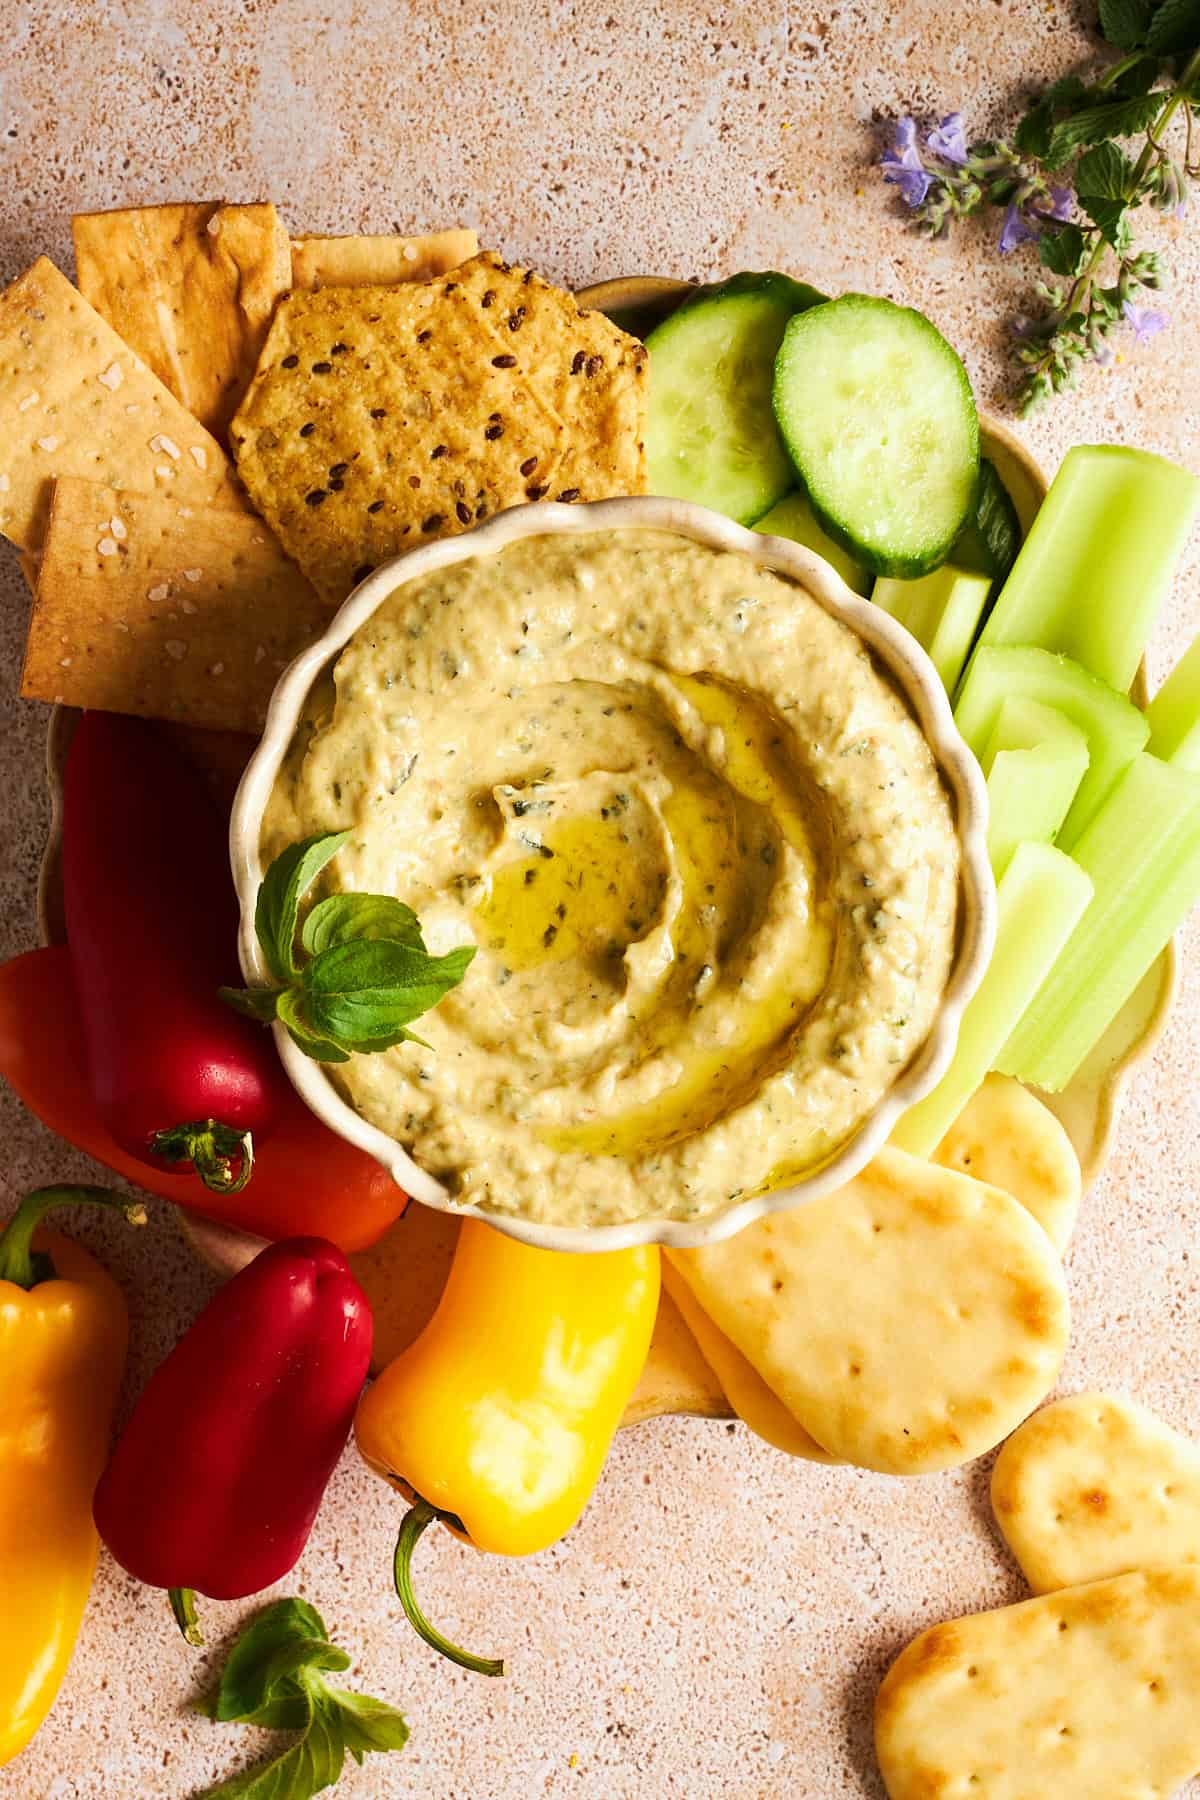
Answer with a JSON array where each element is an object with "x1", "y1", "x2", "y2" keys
[
  {"x1": 21, "y1": 477, "x2": 327, "y2": 733},
  {"x1": 73, "y1": 202, "x2": 292, "y2": 439},
  {"x1": 875, "y1": 1567, "x2": 1200, "y2": 1799},
  {"x1": 667, "y1": 1147, "x2": 1069, "y2": 1476},
  {"x1": 0, "y1": 258, "x2": 243, "y2": 553},
  {"x1": 289, "y1": 228, "x2": 478, "y2": 290},
  {"x1": 934, "y1": 1072, "x2": 1082, "y2": 1254},
  {"x1": 230, "y1": 250, "x2": 648, "y2": 602},
  {"x1": 660, "y1": 1262, "x2": 836, "y2": 1461},
  {"x1": 992, "y1": 1392, "x2": 1200, "y2": 1593}
]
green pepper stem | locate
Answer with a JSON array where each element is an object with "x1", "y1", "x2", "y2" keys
[
  {"x1": 0, "y1": 1184, "x2": 146, "y2": 1290},
  {"x1": 392, "y1": 1499, "x2": 505, "y2": 1677},
  {"x1": 169, "y1": 1586, "x2": 204, "y2": 1647},
  {"x1": 149, "y1": 1120, "x2": 255, "y2": 1195}
]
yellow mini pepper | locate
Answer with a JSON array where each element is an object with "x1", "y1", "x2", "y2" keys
[
  {"x1": 355, "y1": 1220, "x2": 659, "y2": 1674},
  {"x1": 0, "y1": 1186, "x2": 139, "y2": 1767}
]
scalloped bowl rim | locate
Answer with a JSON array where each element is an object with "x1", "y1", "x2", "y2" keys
[{"x1": 229, "y1": 494, "x2": 997, "y2": 1253}]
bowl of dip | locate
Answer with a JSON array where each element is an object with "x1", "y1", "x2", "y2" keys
[{"x1": 230, "y1": 497, "x2": 994, "y2": 1252}]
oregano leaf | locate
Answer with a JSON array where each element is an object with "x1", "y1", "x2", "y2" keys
[
  {"x1": 1076, "y1": 139, "x2": 1135, "y2": 198},
  {"x1": 1039, "y1": 222, "x2": 1089, "y2": 275}
]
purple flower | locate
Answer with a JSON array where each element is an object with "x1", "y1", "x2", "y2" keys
[
  {"x1": 1046, "y1": 185, "x2": 1073, "y2": 223},
  {"x1": 1124, "y1": 300, "x2": 1169, "y2": 345},
  {"x1": 998, "y1": 204, "x2": 1041, "y2": 254},
  {"x1": 927, "y1": 113, "x2": 969, "y2": 166},
  {"x1": 881, "y1": 116, "x2": 932, "y2": 208}
]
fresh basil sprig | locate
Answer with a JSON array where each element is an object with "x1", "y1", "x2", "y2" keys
[
  {"x1": 195, "y1": 1597, "x2": 409, "y2": 1799},
  {"x1": 222, "y1": 831, "x2": 474, "y2": 1063}
]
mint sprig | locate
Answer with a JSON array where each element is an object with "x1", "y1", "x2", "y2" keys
[
  {"x1": 879, "y1": 1, "x2": 1200, "y2": 409},
  {"x1": 195, "y1": 1598, "x2": 409, "y2": 1799},
  {"x1": 222, "y1": 831, "x2": 474, "y2": 1063}
]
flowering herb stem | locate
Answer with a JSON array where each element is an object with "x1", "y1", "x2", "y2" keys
[{"x1": 879, "y1": 11, "x2": 1200, "y2": 410}]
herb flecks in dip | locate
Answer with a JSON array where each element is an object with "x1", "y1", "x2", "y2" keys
[{"x1": 263, "y1": 529, "x2": 960, "y2": 1228}]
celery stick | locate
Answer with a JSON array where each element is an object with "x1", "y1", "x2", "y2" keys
[
  {"x1": 987, "y1": 746, "x2": 1089, "y2": 879},
  {"x1": 753, "y1": 491, "x2": 871, "y2": 595},
  {"x1": 997, "y1": 752, "x2": 1200, "y2": 1091},
  {"x1": 974, "y1": 444, "x2": 1200, "y2": 693},
  {"x1": 1146, "y1": 635, "x2": 1200, "y2": 771},
  {"x1": 981, "y1": 696, "x2": 1090, "y2": 876},
  {"x1": 873, "y1": 564, "x2": 992, "y2": 694},
  {"x1": 980, "y1": 694, "x2": 1091, "y2": 771},
  {"x1": 892, "y1": 841, "x2": 1094, "y2": 1158},
  {"x1": 954, "y1": 646, "x2": 1148, "y2": 847}
]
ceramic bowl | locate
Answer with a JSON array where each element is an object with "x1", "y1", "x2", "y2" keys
[{"x1": 228, "y1": 494, "x2": 996, "y2": 1253}]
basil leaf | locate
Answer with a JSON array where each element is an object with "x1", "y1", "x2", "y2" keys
[
  {"x1": 1146, "y1": 0, "x2": 1200, "y2": 54},
  {"x1": 1039, "y1": 223, "x2": 1089, "y2": 276},
  {"x1": 204, "y1": 1599, "x2": 330, "y2": 1723},
  {"x1": 301, "y1": 893, "x2": 425, "y2": 958},
  {"x1": 218, "y1": 985, "x2": 281, "y2": 1024},
  {"x1": 255, "y1": 833, "x2": 350, "y2": 984},
  {"x1": 277, "y1": 990, "x2": 351, "y2": 1064},
  {"x1": 1099, "y1": 0, "x2": 1153, "y2": 47},
  {"x1": 196, "y1": 1597, "x2": 409, "y2": 1800},
  {"x1": 1076, "y1": 139, "x2": 1135, "y2": 198},
  {"x1": 303, "y1": 940, "x2": 475, "y2": 1045},
  {"x1": 1044, "y1": 90, "x2": 1165, "y2": 163}
]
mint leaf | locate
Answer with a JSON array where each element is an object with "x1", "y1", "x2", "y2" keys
[
  {"x1": 1146, "y1": 0, "x2": 1200, "y2": 54},
  {"x1": 1099, "y1": 0, "x2": 1153, "y2": 47},
  {"x1": 1081, "y1": 194, "x2": 1133, "y2": 249},
  {"x1": 1076, "y1": 139, "x2": 1135, "y2": 198},
  {"x1": 196, "y1": 1598, "x2": 409, "y2": 1800},
  {"x1": 301, "y1": 893, "x2": 425, "y2": 958},
  {"x1": 255, "y1": 833, "x2": 350, "y2": 984},
  {"x1": 1015, "y1": 74, "x2": 1091, "y2": 157},
  {"x1": 1039, "y1": 222, "x2": 1089, "y2": 275},
  {"x1": 1044, "y1": 90, "x2": 1165, "y2": 163}
]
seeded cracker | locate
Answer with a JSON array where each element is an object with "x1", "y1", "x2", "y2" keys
[
  {"x1": 230, "y1": 251, "x2": 648, "y2": 603},
  {"x1": 22, "y1": 477, "x2": 328, "y2": 733},
  {"x1": 73, "y1": 202, "x2": 293, "y2": 440},
  {"x1": 290, "y1": 228, "x2": 479, "y2": 290},
  {"x1": 0, "y1": 258, "x2": 244, "y2": 554}
]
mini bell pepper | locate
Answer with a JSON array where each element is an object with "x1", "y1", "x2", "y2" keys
[
  {"x1": 63, "y1": 711, "x2": 281, "y2": 1195},
  {"x1": 93, "y1": 1236, "x2": 372, "y2": 1644},
  {"x1": 0, "y1": 1184, "x2": 142, "y2": 1767},
  {"x1": 355, "y1": 1221, "x2": 659, "y2": 1675},
  {"x1": 0, "y1": 944, "x2": 406, "y2": 1251}
]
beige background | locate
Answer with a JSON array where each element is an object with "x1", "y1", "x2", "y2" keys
[{"x1": 3, "y1": 2, "x2": 1200, "y2": 1795}]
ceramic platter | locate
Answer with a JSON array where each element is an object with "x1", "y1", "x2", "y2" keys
[{"x1": 36, "y1": 276, "x2": 1178, "y2": 1423}]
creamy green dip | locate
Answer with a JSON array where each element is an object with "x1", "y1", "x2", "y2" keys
[{"x1": 263, "y1": 529, "x2": 960, "y2": 1228}]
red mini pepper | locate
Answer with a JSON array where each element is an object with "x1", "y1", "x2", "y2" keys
[
  {"x1": 63, "y1": 711, "x2": 279, "y2": 1195},
  {"x1": 93, "y1": 1237, "x2": 372, "y2": 1642},
  {"x1": 0, "y1": 944, "x2": 406, "y2": 1251}
]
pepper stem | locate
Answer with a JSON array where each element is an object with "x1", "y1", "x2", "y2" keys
[
  {"x1": 392, "y1": 1499, "x2": 504, "y2": 1677},
  {"x1": 0, "y1": 1185, "x2": 146, "y2": 1290},
  {"x1": 149, "y1": 1120, "x2": 255, "y2": 1195},
  {"x1": 169, "y1": 1586, "x2": 204, "y2": 1647}
]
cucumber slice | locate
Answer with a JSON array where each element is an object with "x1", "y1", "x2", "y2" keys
[
  {"x1": 952, "y1": 459, "x2": 1022, "y2": 587},
  {"x1": 954, "y1": 646, "x2": 1149, "y2": 848},
  {"x1": 1146, "y1": 635, "x2": 1200, "y2": 771},
  {"x1": 772, "y1": 294, "x2": 979, "y2": 579},
  {"x1": 891, "y1": 840, "x2": 1094, "y2": 1159},
  {"x1": 974, "y1": 444, "x2": 1200, "y2": 694},
  {"x1": 753, "y1": 491, "x2": 871, "y2": 595},
  {"x1": 997, "y1": 752, "x2": 1200, "y2": 1091},
  {"x1": 645, "y1": 272, "x2": 824, "y2": 524},
  {"x1": 873, "y1": 563, "x2": 991, "y2": 695}
]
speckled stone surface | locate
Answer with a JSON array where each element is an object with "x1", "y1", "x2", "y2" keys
[{"x1": 2, "y1": 3, "x2": 1199, "y2": 1796}]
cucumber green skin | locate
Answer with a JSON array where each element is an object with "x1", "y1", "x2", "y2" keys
[
  {"x1": 671, "y1": 269, "x2": 828, "y2": 320},
  {"x1": 771, "y1": 294, "x2": 980, "y2": 579},
  {"x1": 645, "y1": 274, "x2": 828, "y2": 525},
  {"x1": 953, "y1": 460, "x2": 1022, "y2": 586}
]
